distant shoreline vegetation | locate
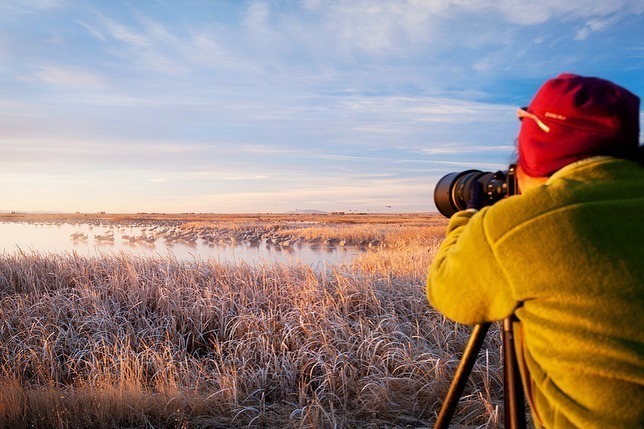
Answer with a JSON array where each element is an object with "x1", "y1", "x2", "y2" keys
[
  {"x1": 0, "y1": 211, "x2": 439, "y2": 224},
  {"x1": 0, "y1": 214, "x2": 506, "y2": 428}
]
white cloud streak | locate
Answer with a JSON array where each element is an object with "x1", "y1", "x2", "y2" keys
[
  {"x1": 299, "y1": 0, "x2": 644, "y2": 53},
  {"x1": 30, "y1": 65, "x2": 104, "y2": 87}
]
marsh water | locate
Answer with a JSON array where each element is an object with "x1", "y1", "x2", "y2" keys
[{"x1": 0, "y1": 221, "x2": 364, "y2": 268}]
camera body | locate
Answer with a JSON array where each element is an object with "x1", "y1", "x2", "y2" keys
[{"x1": 434, "y1": 164, "x2": 518, "y2": 218}]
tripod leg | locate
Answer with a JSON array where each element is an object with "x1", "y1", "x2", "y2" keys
[
  {"x1": 434, "y1": 323, "x2": 491, "y2": 429},
  {"x1": 503, "y1": 317, "x2": 526, "y2": 428}
]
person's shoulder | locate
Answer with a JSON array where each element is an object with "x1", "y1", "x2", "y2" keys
[
  {"x1": 479, "y1": 174, "x2": 575, "y2": 241},
  {"x1": 548, "y1": 156, "x2": 644, "y2": 199},
  {"x1": 549, "y1": 156, "x2": 642, "y2": 181},
  {"x1": 482, "y1": 156, "x2": 644, "y2": 241},
  {"x1": 476, "y1": 191, "x2": 546, "y2": 242}
]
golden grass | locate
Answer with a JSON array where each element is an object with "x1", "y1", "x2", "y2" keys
[
  {"x1": 0, "y1": 218, "x2": 505, "y2": 428},
  {"x1": 0, "y1": 212, "x2": 439, "y2": 226}
]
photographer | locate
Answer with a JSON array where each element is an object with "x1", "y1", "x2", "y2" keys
[{"x1": 427, "y1": 74, "x2": 643, "y2": 428}]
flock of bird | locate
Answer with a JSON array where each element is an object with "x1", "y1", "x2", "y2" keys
[{"x1": 68, "y1": 222, "x2": 379, "y2": 250}]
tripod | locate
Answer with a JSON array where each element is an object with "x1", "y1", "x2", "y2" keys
[{"x1": 434, "y1": 316, "x2": 526, "y2": 429}]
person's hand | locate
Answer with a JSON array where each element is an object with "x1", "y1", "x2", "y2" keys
[{"x1": 466, "y1": 180, "x2": 485, "y2": 210}]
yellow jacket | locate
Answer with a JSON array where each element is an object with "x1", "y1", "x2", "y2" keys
[{"x1": 427, "y1": 157, "x2": 644, "y2": 428}]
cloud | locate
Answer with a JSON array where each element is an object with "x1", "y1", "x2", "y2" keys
[
  {"x1": 421, "y1": 145, "x2": 514, "y2": 155},
  {"x1": 29, "y1": 65, "x2": 104, "y2": 87},
  {"x1": 75, "y1": 20, "x2": 107, "y2": 41},
  {"x1": 243, "y1": 1, "x2": 270, "y2": 30},
  {"x1": 301, "y1": 0, "x2": 438, "y2": 55},
  {"x1": 574, "y1": 16, "x2": 621, "y2": 40},
  {"x1": 100, "y1": 15, "x2": 150, "y2": 47},
  {"x1": 1, "y1": 0, "x2": 66, "y2": 13},
  {"x1": 467, "y1": 0, "x2": 644, "y2": 27},
  {"x1": 295, "y1": 0, "x2": 644, "y2": 57},
  {"x1": 83, "y1": 10, "x2": 193, "y2": 77},
  {"x1": 159, "y1": 175, "x2": 434, "y2": 213},
  {"x1": 224, "y1": 175, "x2": 269, "y2": 181}
]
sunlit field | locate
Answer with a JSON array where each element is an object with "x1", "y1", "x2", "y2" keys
[{"x1": 0, "y1": 213, "x2": 505, "y2": 428}]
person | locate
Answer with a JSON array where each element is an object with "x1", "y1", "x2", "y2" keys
[{"x1": 426, "y1": 73, "x2": 643, "y2": 428}]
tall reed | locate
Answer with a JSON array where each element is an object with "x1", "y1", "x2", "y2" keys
[{"x1": 0, "y1": 223, "x2": 504, "y2": 428}]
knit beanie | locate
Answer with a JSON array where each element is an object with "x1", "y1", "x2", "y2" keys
[{"x1": 518, "y1": 73, "x2": 640, "y2": 177}]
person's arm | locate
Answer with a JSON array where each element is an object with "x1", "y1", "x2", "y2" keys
[{"x1": 427, "y1": 208, "x2": 518, "y2": 325}]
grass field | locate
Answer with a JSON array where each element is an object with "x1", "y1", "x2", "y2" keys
[{"x1": 0, "y1": 213, "x2": 505, "y2": 428}]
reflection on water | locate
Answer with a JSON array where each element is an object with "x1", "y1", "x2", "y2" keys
[{"x1": 0, "y1": 221, "x2": 363, "y2": 267}]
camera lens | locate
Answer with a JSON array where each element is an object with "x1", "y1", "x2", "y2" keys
[
  {"x1": 433, "y1": 170, "x2": 482, "y2": 217},
  {"x1": 434, "y1": 167, "x2": 516, "y2": 218}
]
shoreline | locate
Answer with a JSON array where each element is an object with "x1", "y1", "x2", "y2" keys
[{"x1": 0, "y1": 211, "x2": 445, "y2": 225}]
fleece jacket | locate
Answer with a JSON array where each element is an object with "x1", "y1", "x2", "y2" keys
[{"x1": 427, "y1": 156, "x2": 644, "y2": 428}]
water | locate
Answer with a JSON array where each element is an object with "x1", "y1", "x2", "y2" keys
[{"x1": 0, "y1": 221, "x2": 363, "y2": 268}]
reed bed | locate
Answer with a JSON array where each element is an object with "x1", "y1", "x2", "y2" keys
[
  {"x1": 278, "y1": 224, "x2": 448, "y2": 248},
  {"x1": 0, "y1": 222, "x2": 504, "y2": 428}
]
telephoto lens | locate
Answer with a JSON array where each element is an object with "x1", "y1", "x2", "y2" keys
[{"x1": 433, "y1": 165, "x2": 517, "y2": 217}]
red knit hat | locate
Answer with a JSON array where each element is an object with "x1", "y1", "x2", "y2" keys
[{"x1": 518, "y1": 73, "x2": 640, "y2": 176}]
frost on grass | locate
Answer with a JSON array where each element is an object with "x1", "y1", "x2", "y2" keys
[{"x1": 0, "y1": 222, "x2": 503, "y2": 428}]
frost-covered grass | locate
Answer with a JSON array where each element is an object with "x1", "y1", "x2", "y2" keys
[{"x1": 0, "y1": 221, "x2": 504, "y2": 428}]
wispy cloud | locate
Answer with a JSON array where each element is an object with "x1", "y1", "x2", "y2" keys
[
  {"x1": 0, "y1": 0, "x2": 66, "y2": 13},
  {"x1": 421, "y1": 145, "x2": 515, "y2": 155},
  {"x1": 224, "y1": 175, "x2": 269, "y2": 181},
  {"x1": 98, "y1": 13, "x2": 150, "y2": 47},
  {"x1": 29, "y1": 65, "x2": 104, "y2": 87}
]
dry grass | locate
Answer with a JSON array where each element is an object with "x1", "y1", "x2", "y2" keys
[
  {"x1": 0, "y1": 212, "x2": 439, "y2": 226},
  {"x1": 0, "y1": 218, "x2": 505, "y2": 428}
]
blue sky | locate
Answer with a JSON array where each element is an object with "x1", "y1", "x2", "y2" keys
[{"x1": 1, "y1": 0, "x2": 642, "y2": 213}]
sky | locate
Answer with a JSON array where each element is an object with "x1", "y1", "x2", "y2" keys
[{"x1": 1, "y1": 0, "x2": 642, "y2": 214}]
